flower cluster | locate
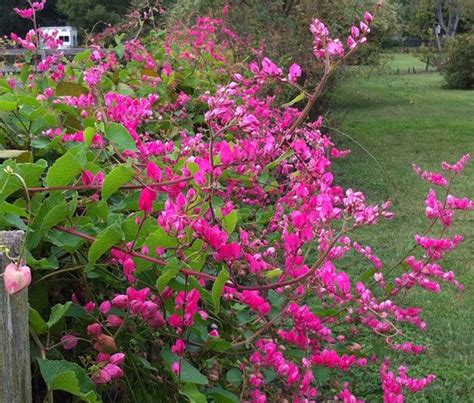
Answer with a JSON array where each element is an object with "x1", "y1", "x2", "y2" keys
[{"x1": 1, "y1": 1, "x2": 470, "y2": 402}]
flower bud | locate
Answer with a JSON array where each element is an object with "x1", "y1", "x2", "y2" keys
[
  {"x1": 147, "y1": 311, "x2": 165, "y2": 329},
  {"x1": 107, "y1": 315, "x2": 123, "y2": 328},
  {"x1": 112, "y1": 295, "x2": 129, "y2": 309},
  {"x1": 94, "y1": 334, "x2": 117, "y2": 353},
  {"x1": 3, "y1": 263, "x2": 31, "y2": 295},
  {"x1": 93, "y1": 368, "x2": 111, "y2": 385},
  {"x1": 87, "y1": 323, "x2": 102, "y2": 336},
  {"x1": 96, "y1": 353, "x2": 110, "y2": 363},
  {"x1": 110, "y1": 352, "x2": 126, "y2": 366},
  {"x1": 60, "y1": 334, "x2": 78, "y2": 350},
  {"x1": 99, "y1": 301, "x2": 112, "y2": 314},
  {"x1": 102, "y1": 363, "x2": 123, "y2": 380}
]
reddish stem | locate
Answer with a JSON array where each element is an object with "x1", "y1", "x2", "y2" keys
[
  {"x1": 28, "y1": 176, "x2": 193, "y2": 193},
  {"x1": 53, "y1": 225, "x2": 218, "y2": 283},
  {"x1": 53, "y1": 225, "x2": 340, "y2": 292}
]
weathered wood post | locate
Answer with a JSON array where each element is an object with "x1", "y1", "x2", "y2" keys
[{"x1": 0, "y1": 231, "x2": 32, "y2": 403}]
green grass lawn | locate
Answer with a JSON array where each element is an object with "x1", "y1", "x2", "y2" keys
[{"x1": 329, "y1": 53, "x2": 474, "y2": 402}]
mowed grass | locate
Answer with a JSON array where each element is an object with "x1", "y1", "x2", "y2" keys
[{"x1": 329, "y1": 54, "x2": 474, "y2": 401}]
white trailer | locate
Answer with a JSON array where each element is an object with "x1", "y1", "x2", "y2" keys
[{"x1": 40, "y1": 26, "x2": 78, "y2": 49}]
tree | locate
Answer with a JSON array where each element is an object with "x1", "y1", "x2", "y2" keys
[
  {"x1": 0, "y1": 0, "x2": 63, "y2": 36},
  {"x1": 435, "y1": 0, "x2": 460, "y2": 38},
  {"x1": 56, "y1": 0, "x2": 132, "y2": 33}
]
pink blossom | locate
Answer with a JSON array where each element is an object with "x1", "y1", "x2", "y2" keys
[
  {"x1": 110, "y1": 352, "x2": 126, "y2": 366},
  {"x1": 87, "y1": 323, "x2": 103, "y2": 336},
  {"x1": 215, "y1": 242, "x2": 242, "y2": 262},
  {"x1": 171, "y1": 339, "x2": 186, "y2": 355},
  {"x1": 240, "y1": 291, "x2": 271, "y2": 316},
  {"x1": 139, "y1": 187, "x2": 157, "y2": 214},
  {"x1": 288, "y1": 63, "x2": 302, "y2": 83},
  {"x1": 3, "y1": 263, "x2": 31, "y2": 295},
  {"x1": 171, "y1": 361, "x2": 181, "y2": 375},
  {"x1": 99, "y1": 301, "x2": 112, "y2": 314},
  {"x1": 261, "y1": 57, "x2": 283, "y2": 76},
  {"x1": 106, "y1": 315, "x2": 123, "y2": 328},
  {"x1": 60, "y1": 334, "x2": 78, "y2": 350}
]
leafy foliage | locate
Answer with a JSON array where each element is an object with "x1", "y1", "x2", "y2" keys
[
  {"x1": 442, "y1": 33, "x2": 474, "y2": 89},
  {"x1": 0, "y1": 1, "x2": 472, "y2": 402}
]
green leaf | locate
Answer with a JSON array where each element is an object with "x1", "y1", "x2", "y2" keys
[
  {"x1": 47, "y1": 302, "x2": 72, "y2": 328},
  {"x1": 46, "y1": 148, "x2": 83, "y2": 187},
  {"x1": 0, "y1": 201, "x2": 26, "y2": 217},
  {"x1": 0, "y1": 150, "x2": 29, "y2": 159},
  {"x1": 161, "y1": 348, "x2": 208, "y2": 385},
  {"x1": 0, "y1": 98, "x2": 18, "y2": 111},
  {"x1": 211, "y1": 267, "x2": 229, "y2": 313},
  {"x1": 140, "y1": 226, "x2": 178, "y2": 269},
  {"x1": 29, "y1": 307, "x2": 48, "y2": 335},
  {"x1": 20, "y1": 64, "x2": 30, "y2": 84},
  {"x1": 87, "y1": 223, "x2": 124, "y2": 265},
  {"x1": 222, "y1": 210, "x2": 238, "y2": 234},
  {"x1": 102, "y1": 165, "x2": 135, "y2": 201},
  {"x1": 83, "y1": 127, "x2": 96, "y2": 146},
  {"x1": 73, "y1": 49, "x2": 91, "y2": 63},
  {"x1": 37, "y1": 359, "x2": 98, "y2": 402},
  {"x1": 135, "y1": 355, "x2": 159, "y2": 372},
  {"x1": 55, "y1": 82, "x2": 88, "y2": 97},
  {"x1": 282, "y1": 91, "x2": 306, "y2": 107},
  {"x1": 156, "y1": 260, "x2": 180, "y2": 292},
  {"x1": 206, "y1": 338, "x2": 232, "y2": 352},
  {"x1": 264, "y1": 268, "x2": 282, "y2": 279},
  {"x1": 49, "y1": 371, "x2": 82, "y2": 394},
  {"x1": 312, "y1": 366, "x2": 333, "y2": 385},
  {"x1": 29, "y1": 200, "x2": 73, "y2": 248},
  {"x1": 207, "y1": 387, "x2": 240, "y2": 403},
  {"x1": 263, "y1": 149, "x2": 294, "y2": 172},
  {"x1": 180, "y1": 384, "x2": 207, "y2": 403},
  {"x1": 105, "y1": 122, "x2": 137, "y2": 152},
  {"x1": 39, "y1": 200, "x2": 71, "y2": 231},
  {"x1": 225, "y1": 369, "x2": 242, "y2": 387}
]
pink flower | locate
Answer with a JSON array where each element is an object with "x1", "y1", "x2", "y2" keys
[
  {"x1": 107, "y1": 315, "x2": 124, "y2": 328},
  {"x1": 93, "y1": 368, "x2": 111, "y2": 385},
  {"x1": 123, "y1": 258, "x2": 136, "y2": 282},
  {"x1": 240, "y1": 291, "x2": 271, "y2": 316},
  {"x1": 146, "y1": 161, "x2": 162, "y2": 181},
  {"x1": 84, "y1": 301, "x2": 96, "y2": 312},
  {"x1": 209, "y1": 329, "x2": 220, "y2": 338},
  {"x1": 60, "y1": 334, "x2": 78, "y2": 350},
  {"x1": 3, "y1": 263, "x2": 31, "y2": 295},
  {"x1": 99, "y1": 301, "x2": 112, "y2": 314},
  {"x1": 215, "y1": 243, "x2": 242, "y2": 262},
  {"x1": 112, "y1": 295, "x2": 129, "y2": 309},
  {"x1": 171, "y1": 361, "x2": 181, "y2": 375},
  {"x1": 87, "y1": 323, "x2": 103, "y2": 336},
  {"x1": 110, "y1": 352, "x2": 126, "y2": 366},
  {"x1": 327, "y1": 39, "x2": 345, "y2": 57},
  {"x1": 102, "y1": 363, "x2": 124, "y2": 380},
  {"x1": 364, "y1": 12, "x2": 374, "y2": 24},
  {"x1": 261, "y1": 57, "x2": 283, "y2": 76},
  {"x1": 288, "y1": 63, "x2": 302, "y2": 83},
  {"x1": 171, "y1": 339, "x2": 186, "y2": 355},
  {"x1": 139, "y1": 187, "x2": 157, "y2": 214}
]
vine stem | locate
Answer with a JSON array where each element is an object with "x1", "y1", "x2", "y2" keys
[
  {"x1": 27, "y1": 175, "x2": 193, "y2": 193},
  {"x1": 53, "y1": 225, "x2": 343, "y2": 291}
]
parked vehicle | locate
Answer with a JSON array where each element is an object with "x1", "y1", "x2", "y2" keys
[{"x1": 40, "y1": 26, "x2": 78, "y2": 49}]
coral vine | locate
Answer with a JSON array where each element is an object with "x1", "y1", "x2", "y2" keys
[{"x1": 0, "y1": 1, "x2": 471, "y2": 401}]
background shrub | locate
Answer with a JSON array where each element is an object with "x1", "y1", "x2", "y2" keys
[{"x1": 443, "y1": 34, "x2": 474, "y2": 89}]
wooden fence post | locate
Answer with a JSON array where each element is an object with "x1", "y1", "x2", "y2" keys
[{"x1": 0, "y1": 231, "x2": 32, "y2": 403}]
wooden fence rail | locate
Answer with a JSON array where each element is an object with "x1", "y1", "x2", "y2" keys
[{"x1": 0, "y1": 231, "x2": 31, "y2": 403}]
